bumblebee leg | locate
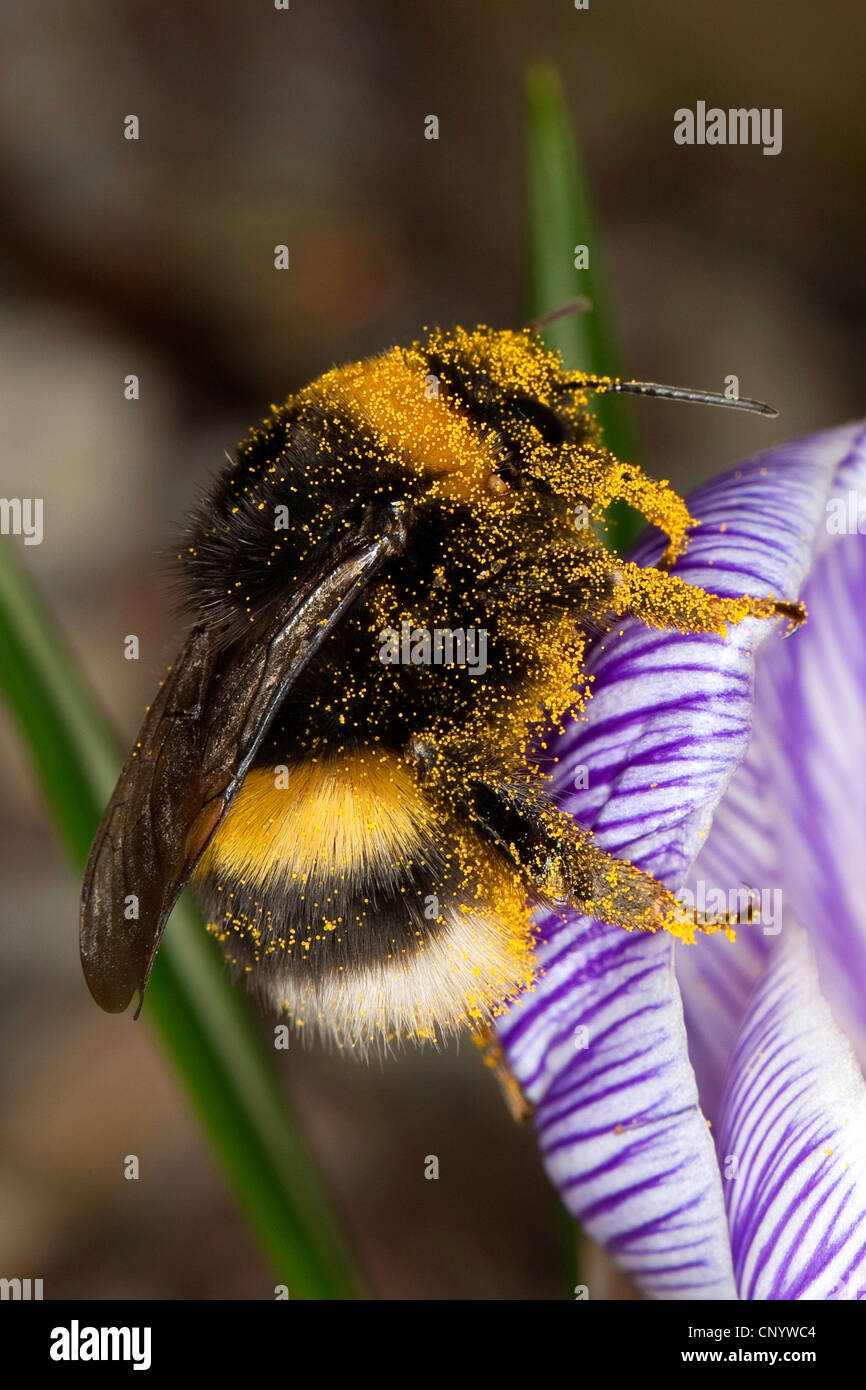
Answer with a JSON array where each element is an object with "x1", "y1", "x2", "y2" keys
[
  {"x1": 467, "y1": 778, "x2": 745, "y2": 945},
  {"x1": 597, "y1": 461, "x2": 694, "y2": 566},
  {"x1": 473, "y1": 1026, "x2": 534, "y2": 1124},
  {"x1": 608, "y1": 560, "x2": 805, "y2": 635},
  {"x1": 544, "y1": 817, "x2": 778, "y2": 941}
]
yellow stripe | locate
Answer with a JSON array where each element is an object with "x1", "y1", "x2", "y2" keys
[{"x1": 195, "y1": 750, "x2": 432, "y2": 889}]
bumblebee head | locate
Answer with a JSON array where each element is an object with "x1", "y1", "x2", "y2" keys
[
  {"x1": 423, "y1": 324, "x2": 576, "y2": 428},
  {"x1": 417, "y1": 323, "x2": 598, "y2": 481},
  {"x1": 294, "y1": 323, "x2": 597, "y2": 507}
]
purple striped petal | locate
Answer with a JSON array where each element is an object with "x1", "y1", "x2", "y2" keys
[
  {"x1": 501, "y1": 923, "x2": 736, "y2": 1298},
  {"x1": 677, "y1": 423, "x2": 866, "y2": 1120},
  {"x1": 674, "y1": 752, "x2": 776, "y2": 1127},
  {"x1": 499, "y1": 424, "x2": 865, "y2": 1299},
  {"x1": 719, "y1": 923, "x2": 866, "y2": 1300},
  {"x1": 755, "y1": 530, "x2": 866, "y2": 1063}
]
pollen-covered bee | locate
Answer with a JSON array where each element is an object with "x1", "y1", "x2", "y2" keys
[{"x1": 79, "y1": 320, "x2": 803, "y2": 1054}]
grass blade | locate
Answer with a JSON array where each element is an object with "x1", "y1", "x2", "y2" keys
[
  {"x1": 0, "y1": 547, "x2": 362, "y2": 1299},
  {"x1": 524, "y1": 63, "x2": 643, "y2": 553}
]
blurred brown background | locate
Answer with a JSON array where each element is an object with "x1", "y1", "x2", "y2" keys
[{"x1": 0, "y1": 0, "x2": 862, "y2": 1299}]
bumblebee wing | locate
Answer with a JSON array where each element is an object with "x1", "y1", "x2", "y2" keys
[{"x1": 80, "y1": 509, "x2": 408, "y2": 1014}]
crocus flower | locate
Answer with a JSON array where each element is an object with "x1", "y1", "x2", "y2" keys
[{"x1": 497, "y1": 422, "x2": 866, "y2": 1300}]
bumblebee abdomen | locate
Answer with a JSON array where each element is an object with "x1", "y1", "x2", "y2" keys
[{"x1": 194, "y1": 749, "x2": 536, "y2": 1046}]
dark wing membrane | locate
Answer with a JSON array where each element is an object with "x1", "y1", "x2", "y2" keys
[{"x1": 80, "y1": 506, "x2": 409, "y2": 1013}]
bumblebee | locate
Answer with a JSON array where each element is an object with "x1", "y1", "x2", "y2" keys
[{"x1": 80, "y1": 321, "x2": 803, "y2": 1052}]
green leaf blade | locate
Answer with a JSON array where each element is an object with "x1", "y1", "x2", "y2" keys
[
  {"x1": 0, "y1": 546, "x2": 363, "y2": 1300},
  {"x1": 524, "y1": 63, "x2": 643, "y2": 553}
]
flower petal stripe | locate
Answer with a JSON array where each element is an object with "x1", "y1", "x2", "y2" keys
[{"x1": 719, "y1": 923, "x2": 866, "y2": 1300}]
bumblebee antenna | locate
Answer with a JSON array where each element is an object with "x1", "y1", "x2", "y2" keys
[
  {"x1": 562, "y1": 376, "x2": 778, "y2": 418},
  {"x1": 526, "y1": 297, "x2": 593, "y2": 333}
]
